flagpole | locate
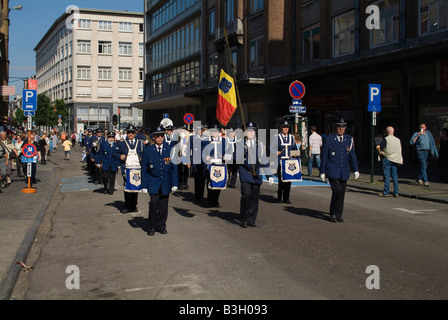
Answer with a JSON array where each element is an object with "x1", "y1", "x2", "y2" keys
[{"x1": 223, "y1": 28, "x2": 257, "y2": 176}]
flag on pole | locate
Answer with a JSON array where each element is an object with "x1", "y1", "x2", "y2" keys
[{"x1": 216, "y1": 69, "x2": 237, "y2": 126}]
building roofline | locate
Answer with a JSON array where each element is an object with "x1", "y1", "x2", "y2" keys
[{"x1": 34, "y1": 8, "x2": 143, "y2": 51}]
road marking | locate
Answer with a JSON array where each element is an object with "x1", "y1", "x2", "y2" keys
[{"x1": 392, "y1": 208, "x2": 438, "y2": 215}]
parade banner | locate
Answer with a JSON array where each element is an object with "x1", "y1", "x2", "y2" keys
[
  {"x1": 280, "y1": 159, "x2": 302, "y2": 182},
  {"x1": 125, "y1": 168, "x2": 142, "y2": 192},
  {"x1": 208, "y1": 164, "x2": 228, "y2": 190}
]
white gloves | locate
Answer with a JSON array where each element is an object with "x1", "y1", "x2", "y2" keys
[
  {"x1": 141, "y1": 189, "x2": 148, "y2": 194},
  {"x1": 354, "y1": 171, "x2": 360, "y2": 180},
  {"x1": 268, "y1": 177, "x2": 274, "y2": 185},
  {"x1": 171, "y1": 186, "x2": 178, "y2": 193},
  {"x1": 320, "y1": 173, "x2": 326, "y2": 182}
]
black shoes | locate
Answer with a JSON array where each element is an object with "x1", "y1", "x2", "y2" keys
[
  {"x1": 121, "y1": 208, "x2": 138, "y2": 214},
  {"x1": 147, "y1": 228, "x2": 167, "y2": 236},
  {"x1": 329, "y1": 215, "x2": 344, "y2": 223},
  {"x1": 240, "y1": 221, "x2": 256, "y2": 228},
  {"x1": 147, "y1": 229, "x2": 155, "y2": 236}
]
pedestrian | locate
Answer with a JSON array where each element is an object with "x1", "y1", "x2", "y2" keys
[
  {"x1": 376, "y1": 126, "x2": 403, "y2": 197},
  {"x1": 62, "y1": 137, "x2": 72, "y2": 160},
  {"x1": 438, "y1": 128, "x2": 448, "y2": 183},
  {"x1": 274, "y1": 121, "x2": 298, "y2": 204},
  {"x1": 0, "y1": 133, "x2": 10, "y2": 190},
  {"x1": 307, "y1": 125, "x2": 322, "y2": 176},
  {"x1": 38, "y1": 134, "x2": 48, "y2": 164},
  {"x1": 100, "y1": 131, "x2": 119, "y2": 195},
  {"x1": 191, "y1": 124, "x2": 206, "y2": 204},
  {"x1": 71, "y1": 132, "x2": 76, "y2": 148},
  {"x1": 141, "y1": 126, "x2": 178, "y2": 236},
  {"x1": 239, "y1": 122, "x2": 274, "y2": 228},
  {"x1": 409, "y1": 123, "x2": 439, "y2": 187},
  {"x1": 320, "y1": 118, "x2": 360, "y2": 223},
  {"x1": 113, "y1": 125, "x2": 145, "y2": 213},
  {"x1": 0, "y1": 131, "x2": 13, "y2": 185},
  {"x1": 13, "y1": 133, "x2": 25, "y2": 180},
  {"x1": 51, "y1": 133, "x2": 58, "y2": 152}
]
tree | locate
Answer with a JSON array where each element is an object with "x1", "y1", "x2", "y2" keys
[
  {"x1": 54, "y1": 99, "x2": 69, "y2": 126},
  {"x1": 13, "y1": 108, "x2": 25, "y2": 126},
  {"x1": 34, "y1": 93, "x2": 54, "y2": 127}
]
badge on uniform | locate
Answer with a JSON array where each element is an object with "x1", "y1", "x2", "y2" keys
[
  {"x1": 208, "y1": 164, "x2": 227, "y2": 190},
  {"x1": 280, "y1": 159, "x2": 302, "y2": 182},
  {"x1": 125, "y1": 168, "x2": 142, "y2": 192}
]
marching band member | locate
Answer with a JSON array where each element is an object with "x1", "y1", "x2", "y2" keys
[
  {"x1": 113, "y1": 125, "x2": 145, "y2": 213},
  {"x1": 224, "y1": 127, "x2": 241, "y2": 188},
  {"x1": 99, "y1": 131, "x2": 120, "y2": 195},
  {"x1": 141, "y1": 126, "x2": 178, "y2": 236},
  {"x1": 239, "y1": 122, "x2": 274, "y2": 228}
]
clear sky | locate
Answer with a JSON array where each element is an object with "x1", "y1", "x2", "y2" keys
[{"x1": 8, "y1": 0, "x2": 143, "y2": 95}]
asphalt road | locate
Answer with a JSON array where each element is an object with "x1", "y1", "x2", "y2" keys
[{"x1": 10, "y1": 146, "x2": 448, "y2": 301}]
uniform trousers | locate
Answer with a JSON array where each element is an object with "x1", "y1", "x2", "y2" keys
[
  {"x1": 193, "y1": 166, "x2": 206, "y2": 202},
  {"x1": 149, "y1": 189, "x2": 169, "y2": 230},
  {"x1": 101, "y1": 168, "x2": 116, "y2": 194},
  {"x1": 329, "y1": 178, "x2": 347, "y2": 218},
  {"x1": 227, "y1": 164, "x2": 238, "y2": 188},
  {"x1": 240, "y1": 182, "x2": 260, "y2": 224},
  {"x1": 277, "y1": 166, "x2": 292, "y2": 202},
  {"x1": 122, "y1": 174, "x2": 138, "y2": 211}
]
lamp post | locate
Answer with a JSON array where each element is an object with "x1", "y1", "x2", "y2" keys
[{"x1": 0, "y1": 1, "x2": 23, "y2": 117}]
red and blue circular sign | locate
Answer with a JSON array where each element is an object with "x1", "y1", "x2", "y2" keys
[
  {"x1": 183, "y1": 113, "x2": 194, "y2": 125},
  {"x1": 289, "y1": 81, "x2": 306, "y2": 99},
  {"x1": 22, "y1": 143, "x2": 37, "y2": 158}
]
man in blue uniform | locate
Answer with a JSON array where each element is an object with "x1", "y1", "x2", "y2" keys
[
  {"x1": 91, "y1": 128, "x2": 106, "y2": 185},
  {"x1": 191, "y1": 124, "x2": 206, "y2": 204},
  {"x1": 320, "y1": 118, "x2": 359, "y2": 222},
  {"x1": 274, "y1": 121, "x2": 298, "y2": 204},
  {"x1": 224, "y1": 127, "x2": 241, "y2": 188},
  {"x1": 239, "y1": 122, "x2": 274, "y2": 228},
  {"x1": 113, "y1": 125, "x2": 145, "y2": 213},
  {"x1": 100, "y1": 131, "x2": 120, "y2": 195},
  {"x1": 141, "y1": 126, "x2": 178, "y2": 236}
]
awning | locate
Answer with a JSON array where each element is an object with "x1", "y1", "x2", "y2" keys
[{"x1": 132, "y1": 94, "x2": 200, "y2": 111}]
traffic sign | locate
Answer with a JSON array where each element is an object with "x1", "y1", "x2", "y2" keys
[
  {"x1": 289, "y1": 81, "x2": 306, "y2": 100},
  {"x1": 24, "y1": 110, "x2": 35, "y2": 117},
  {"x1": 184, "y1": 113, "x2": 194, "y2": 125},
  {"x1": 289, "y1": 105, "x2": 306, "y2": 113},
  {"x1": 368, "y1": 84, "x2": 381, "y2": 112},
  {"x1": 23, "y1": 89, "x2": 37, "y2": 111},
  {"x1": 22, "y1": 143, "x2": 37, "y2": 158},
  {"x1": 21, "y1": 156, "x2": 38, "y2": 163},
  {"x1": 292, "y1": 99, "x2": 302, "y2": 106}
]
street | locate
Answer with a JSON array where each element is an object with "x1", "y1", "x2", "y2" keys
[{"x1": 9, "y1": 146, "x2": 448, "y2": 300}]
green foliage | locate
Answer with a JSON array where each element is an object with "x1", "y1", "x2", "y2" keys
[
  {"x1": 34, "y1": 94, "x2": 68, "y2": 127},
  {"x1": 13, "y1": 108, "x2": 25, "y2": 126}
]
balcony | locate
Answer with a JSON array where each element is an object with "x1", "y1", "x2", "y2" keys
[{"x1": 214, "y1": 18, "x2": 244, "y2": 52}]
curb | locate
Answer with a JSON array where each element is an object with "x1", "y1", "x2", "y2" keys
[{"x1": 0, "y1": 164, "x2": 59, "y2": 300}]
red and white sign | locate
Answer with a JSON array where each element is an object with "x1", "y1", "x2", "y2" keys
[
  {"x1": 27, "y1": 79, "x2": 38, "y2": 90},
  {"x1": 1, "y1": 86, "x2": 16, "y2": 96}
]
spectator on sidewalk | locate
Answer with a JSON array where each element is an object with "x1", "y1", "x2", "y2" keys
[
  {"x1": 376, "y1": 126, "x2": 403, "y2": 197},
  {"x1": 62, "y1": 138, "x2": 72, "y2": 161},
  {"x1": 13, "y1": 133, "x2": 25, "y2": 180},
  {"x1": 308, "y1": 125, "x2": 322, "y2": 176},
  {"x1": 0, "y1": 132, "x2": 10, "y2": 189},
  {"x1": 439, "y1": 128, "x2": 448, "y2": 183},
  {"x1": 410, "y1": 123, "x2": 439, "y2": 187},
  {"x1": 0, "y1": 131, "x2": 14, "y2": 185},
  {"x1": 51, "y1": 133, "x2": 58, "y2": 153},
  {"x1": 38, "y1": 134, "x2": 48, "y2": 165}
]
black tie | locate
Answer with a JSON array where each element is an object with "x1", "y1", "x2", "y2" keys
[
  {"x1": 339, "y1": 136, "x2": 343, "y2": 143},
  {"x1": 157, "y1": 146, "x2": 161, "y2": 155},
  {"x1": 130, "y1": 140, "x2": 135, "y2": 149}
]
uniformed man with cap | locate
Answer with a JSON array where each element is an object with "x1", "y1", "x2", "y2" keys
[
  {"x1": 274, "y1": 121, "x2": 298, "y2": 204},
  {"x1": 320, "y1": 118, "x2": 360, "y2": 222},
  {"x1": 141, "y1": 125, "x2": 178, "y2": 236},
  {"x1": 202, "y1": 123, "x2": 226, "y2": 208},
  {"x1": 191, "y1": 124, "x2": 206, "y2": 203},
  {"x1": 164, "y1": 124, "x2": 175, "y2": 149},
  {"x1": 99, "y1": 131, "x2": 120, "y2": 195},
  {"x1": 84, "y1": 129, "x2": 94, "y2": 179},
  {"x1": 224, "y1": 126, "x2": 241, "y2": 188},
  {"x1": 176, "y1": 125, "x2": 191, "y2": 190},
  {"x1": 113, "y1": 124, "x2": 145, "y2": 213},
  {"x1": 91, "y1": 128, "x2": 105, "y2": 185},
  {"x1": 239, "y1": 122, "x2": 274, "y2": 228}
]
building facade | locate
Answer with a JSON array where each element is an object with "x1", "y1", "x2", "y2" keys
[
  {"x1": 35, "y1": 8, "x2": 144, "y2": 133},
  {"x1": 137, "y1": 0, "x2": 448, "y2": 161}
]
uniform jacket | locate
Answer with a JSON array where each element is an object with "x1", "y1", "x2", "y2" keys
[
  {"x1": 201, "y1": 136, "x2": 226, "y2": 175},
  {"x1": 112, "y1": 138, "x2": 145, "y2": 174},
  {"x1": 275, "y1": 133, "x2": 298, "y2": 161},
  {"x1": 238, "y1": 138, "x2": 272, "y2": 185},
  {"x1": 99, "y1": 140, "x2": 120, "y2": 171},
  {"x1": 91, "y1": 136, "x2": 106, "y2": 163},
  {"x1": 141, "y1": 142, "x2": 178, "y2": 195},
  {"x1": 320, "y1": 134, "x2": 359, "y2": 181}
]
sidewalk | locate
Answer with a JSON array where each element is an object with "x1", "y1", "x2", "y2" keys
[{"x1": 0, "y1": 145, "x2": 447, "y2": 299}]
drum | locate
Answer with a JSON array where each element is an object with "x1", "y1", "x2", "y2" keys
[
  {"x1": 125, "y1": 167, "x2": 142, "y2": 192},
  {"x1": 280, "y1": 159, "x2": 302, "y2": 182},
  {"x1": 208, "y1": 164, "x2": 228, "y2": 190}
]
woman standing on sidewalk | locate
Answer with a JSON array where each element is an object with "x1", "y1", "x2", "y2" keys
[{"x1": 13, "y1": 133, "x2": 25, "y2": 180}]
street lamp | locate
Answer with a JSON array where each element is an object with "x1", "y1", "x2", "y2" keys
[{"x1": 9, "y1": 5, "x2": 23, "y2": 11}]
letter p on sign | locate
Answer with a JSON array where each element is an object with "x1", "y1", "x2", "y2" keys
[{"x1": 369, "y1": 84, "x2": 381, "y2": 105}]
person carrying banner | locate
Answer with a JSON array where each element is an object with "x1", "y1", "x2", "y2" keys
[{"x1": 113, "y1": 125, "x2": 144, "y2": 213}]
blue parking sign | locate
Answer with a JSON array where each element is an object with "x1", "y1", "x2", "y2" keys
[
  {"x1": 368, "y1": 84, "x2": 381, "y2": 112},
  {"x1": 23, "y1": 90, "x2": 37, "y2": 111}
]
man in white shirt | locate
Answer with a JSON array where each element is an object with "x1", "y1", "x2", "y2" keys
[{"x1": 308, "y1": 125, "x2": 322, "y2": 176}]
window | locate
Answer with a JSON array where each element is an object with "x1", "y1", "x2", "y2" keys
[
  {"x1": 231, "y1": 47, "x2": 237, "y2": 74},
  {"x1": 77, "y1": 66, "x2": 91, "y2": 79},
  {"x1": 98, "y1": 67, "x2": 112, "y2": 80},
  {"x1": 209, "y1": 8, "x2": 215, "y2": 35},
  {"x1": 333, "y1": 11, "x2": 355, "y2": 57},
  {"x1": 303, "y1": 25, "x2": 320, "y2": 63},
  {"x1": 371, "y1": 0, "x2": 399, "y2": 47},
  {"x1": 139, "y1": 69, "x2": 144, "y2": 81},
  {"x1": 209, "y1": 53, "x2": 218, "y2": 80},
  {"x1": 119, "y1": 22, "x2": 133, "y2": 32},
  {"x1": 119, "y1": 42, "x2": 133, "y2": 55},
  {"x1": 139, "y1": 43, "x2": 144, "y2": 56},
  {"x1": 225, "y1": 0, "x2": 234, "y2": 25},
  {"x1": 69, "y1": 41, "x2": 73, "y2": 56},
  {"x1": 77, "y1": 107, "x2": 88, "y2": 115},
  {"x1": 98, "y1": 41, "x2": 112, "y2": 54},
  {"x1": 250, "y1": 37, "x2": 263, "y2": 70},
  {"x1": 98, "y1": 21, "x2": 112, "y2": 31},
  {"x1": 420, "y1": 0, "x2": 448, "y2": 34},
  {"x1": 250, "y1": 0, "x2": 264, "y2": 13},
  {"x1": 119, "y1": 68, "x2": 132, "y2": 81},
  {"x1": 77, "y1": 19, "x2": 91, "y2": 29},
  {"x1": 77, "y1": 40, "x2": 91, "y2": 54},
  {"x1": 139, "y1": 23, "x2": 144, "y2": 32}
]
